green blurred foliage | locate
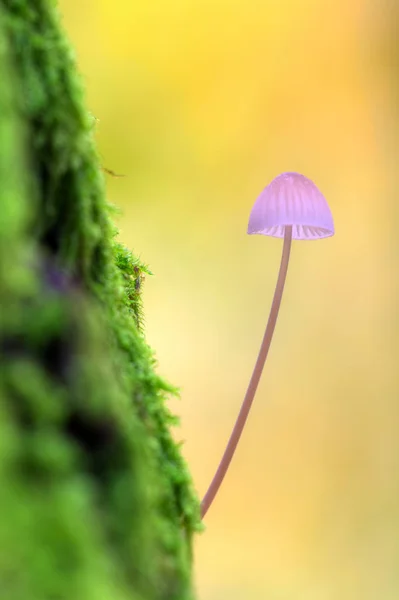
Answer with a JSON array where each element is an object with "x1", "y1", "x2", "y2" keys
[{"x1": 0, "y1": 1, "x2": 200, "y2": 599}]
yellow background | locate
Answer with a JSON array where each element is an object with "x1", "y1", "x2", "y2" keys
[{"x1": 59, "y1": 2, "x2": 398, "y2": 598}]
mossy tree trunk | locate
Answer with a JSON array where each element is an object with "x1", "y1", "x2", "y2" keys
[{"x1": 0, "y1": 2, "x2": 200, "y2": 599}]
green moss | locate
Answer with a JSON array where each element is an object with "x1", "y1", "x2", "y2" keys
[
  {"x1": 113, "y1": 241, "x2": 152, "y2": 331},
  {"x1": 0, "y1": 1, "x2": 200, "y2": 599}
]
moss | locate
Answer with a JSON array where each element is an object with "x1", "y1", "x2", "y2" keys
[
  {"x1": 113, "y1": 241, "x2": 152, "y2": 331},
  {"x1": 0, "y1": 1, "x2": 200, "y2": 599}
]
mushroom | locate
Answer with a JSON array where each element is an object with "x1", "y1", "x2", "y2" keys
[{"x1": 201, "y1": 172, "x2": 335, "y2": 519}]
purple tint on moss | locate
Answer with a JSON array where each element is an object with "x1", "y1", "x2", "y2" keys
[
  {"x1": 44, "y1": 262, "x2": 71, "y2": 293},
  {"x1": 247, "y1": 172, "x2": 335, "y2": 240}
]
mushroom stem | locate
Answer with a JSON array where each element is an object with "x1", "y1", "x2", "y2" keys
[{"x1": 201, "y1": 225, "x2": 293, "y2": 519}]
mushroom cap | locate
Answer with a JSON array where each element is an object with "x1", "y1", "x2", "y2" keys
[{"x1": 247, "y1": 172, "x2": 335, "y2": 240}]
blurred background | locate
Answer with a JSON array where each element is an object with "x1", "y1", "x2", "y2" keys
[{"x1": 59, "y1": 1, "x2": 398, "y2": 598}]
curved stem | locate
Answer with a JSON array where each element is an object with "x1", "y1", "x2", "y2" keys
[{"x1": 201, "y1": 225, "x2": 293, "y2": 519}]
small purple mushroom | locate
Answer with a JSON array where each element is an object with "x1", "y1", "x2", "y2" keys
[{"x1": 201, "y1": 172, "x2": 335, "y2": 519}]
